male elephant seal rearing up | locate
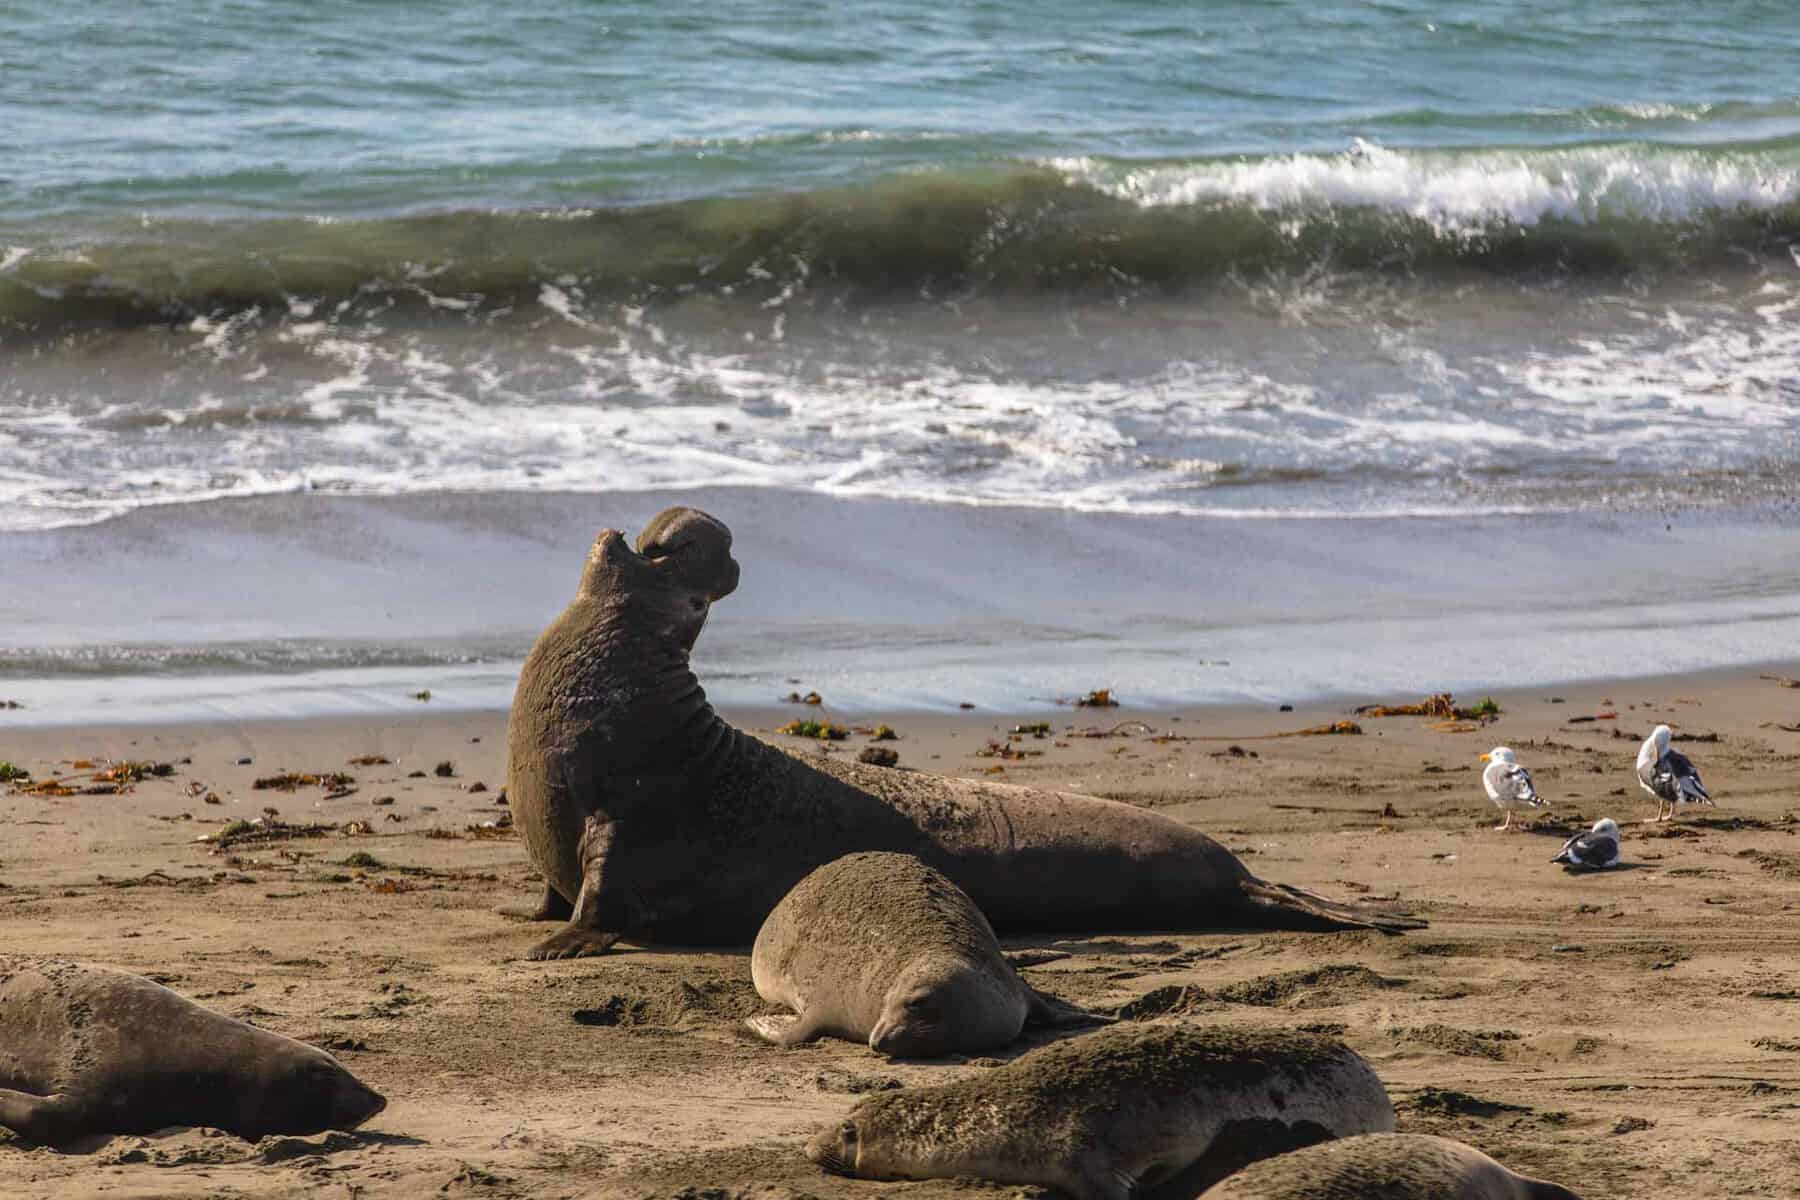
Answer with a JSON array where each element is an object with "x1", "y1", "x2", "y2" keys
[
  {"x1": 748, "y1": 851, "x2": 1106, "y2": 1057},
  {"x1": 0, "y1": 958, "x2": 386, "y2": 1147},
  {"x1": 1195, "y1": 1133, "x2": 1582, "y2": 1200},
  {"x1": 504, "y1": 507, "x2": 1423, "y2": 959},
  {"x1": 805, "y1": 1024, "x2": 1395, "y2": 1199}
]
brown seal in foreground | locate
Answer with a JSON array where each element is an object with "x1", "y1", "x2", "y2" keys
[
  {"x1": 503, "y1": 506, "x2": 1424, "y2": 959},
  {"x1": 747, "y1": 851, "x2": 1107, "y2": 1057},
  {"x1": 1196, "y1": 1133, "x2": 1582, "y2": 1199},
  {"x1": 804, "y1": 1023, "x2": 1395, "y2": 1199},
  {"x1": 0, "y1": 957, "x2": 386, "y2": 1148}
]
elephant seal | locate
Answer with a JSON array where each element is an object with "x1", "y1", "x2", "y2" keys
[
  {"x1": 804, "y1": 1023, "x2": 1394, "y2": 1200},
  {"x1": 0, "y1": 957, "x2": 386, "y2": 1147},
  {"x1": 504, "y1": 506, "x2": 1423, "y2": 959},
  {"x1": 747, "y1": 851, "x2": 1107, "y2": 1057},
  {"x1": 1196, "y1": 1133, "x2": 1581, "y2": 1199}
]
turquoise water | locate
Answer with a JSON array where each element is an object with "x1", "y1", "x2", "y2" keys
[{"x1": 2, "y1": 2, "x2": 1798, "y2": 717}]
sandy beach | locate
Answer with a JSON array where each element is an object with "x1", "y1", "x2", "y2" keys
[{"x1": 3, "y1": 667, "x2": 1798, "y2": 1199}]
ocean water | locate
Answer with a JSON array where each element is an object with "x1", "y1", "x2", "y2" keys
[{"x1": 3, "y1": 2, "x2": 1799, "y2": 720}]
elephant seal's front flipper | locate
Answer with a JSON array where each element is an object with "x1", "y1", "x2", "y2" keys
[
  {"x1": 524, "y1": 844, "x2": 624, "y2": 959},
  {"x1": 496, "y1": 882, "x2": 573, "y2": 923},
  {"x1": 0, "y1": 1090, "x2": 77, "y2": 1148}
]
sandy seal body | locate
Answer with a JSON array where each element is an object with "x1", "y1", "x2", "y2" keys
[
  {"x1": 0, "y1": 957, "x2": 386, "y2": 1147},
  {"x1": 804, "y1": 1023, "x2": 1395, "y2": 1200},
  {"x1": 503, "y1": 507, "x2": 1423, "y2": 959},
  {"x1": 747, "y1": 851, "x2": 1105, "y2": 1056},
  {"x1": 1197, "y1": 1133, "x2": 1581, "y2": 1199}
]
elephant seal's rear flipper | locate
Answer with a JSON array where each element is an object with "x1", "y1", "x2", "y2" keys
[
  {"x1": 1243, "y1": 880, "x2": 1427, "y2": 934},
  {"x1": 1023, "y1": 986, "x2": 1114, "y2": 1030}
]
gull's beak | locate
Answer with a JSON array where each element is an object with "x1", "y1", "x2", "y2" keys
[{"x1": 1479, "y1": 753, "x2": 1491, "y2": 762}]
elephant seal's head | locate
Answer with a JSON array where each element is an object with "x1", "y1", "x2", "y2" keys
[{"x1": 578, "y1": 507, "x2": 740, "y2": 651}]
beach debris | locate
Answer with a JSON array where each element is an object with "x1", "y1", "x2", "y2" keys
[
  {"x1": 981, "y1": 764, "x2": 1005, "y2": 775},
  {"x1": 341, "y1": 851, "x2": 385, "y2": 870},
  {"x1": 1761, "y1": 674, "x2": 1800, "y2": 689},
  {"x1": 1060, "y1": 689, "x2": 1119, "y2": 708},
  {"x1": 976, "y1": 739, "x2": 1040, "y2": 761},
  {"x1": 1211, "y1": 745, "x2": 1259, "y2": 759},
  {"x1": 466, "y1": 781, "x2": 488, "y2": 793},
  {"x1": 958, "y1": 701, "x2": 976, "y2": 710},
  {"x1": 776, "y1": 719, "x2": 849, "y2": 740},
  {"x1": 433, "y1": 761, "x2": 455, "y2": 777},
  {"x1": 782, "y1": 690, "x2": 824, "y2": 705},
  {"x1": 347, "y1": 755, "x2": 391, "y2": 766},
  {"x1": 0, "y1": 761, "x2": 29, "y2": 783},
  {"x1": 412, "y1": 690, "x2": 432, "y2": 702},
  {"x1": 1282, "y1": 721, "x2": 1364, "y2": 737},
  {"x1": 1, "y1": 699, "x2": 23, "y2": 709},
  {"x1": 372, "y1": 796, "x2": 395, "y2": 806},
  {"x1": 235, "y1": 756, "x2": 253, "y2": 765},
  {"x1": 407, "y1": 769, "x2": 426, "y2": 778},
  {"x1": 1354, "y1": 693, "x2": 1500, "y2": 721},
  {"x1": 1011, "y1": 722, "x2": 1052, "y2": 737},
  {"x1": 857, "y1": 747, "x2": 899, "y2": 768},
  {"x1": 1072, "y1": 720, "x2": 1156, "y2": 739},
  {"x1": 201, "y1": 816, "x2": 339, "y2": 851},
  {"x1": 253, "y1": 772, "x2": 355, "y2": 793},
  {"x1": 867, "y1": 724, "x2": 899, "y2": 741}
]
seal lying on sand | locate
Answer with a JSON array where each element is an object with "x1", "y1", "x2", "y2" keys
[
  {"x1": 504, "y1": 507, "x2": 1423, "y2": 959},
  {"x1": 1196, "y1": 1133, "x2": 1581, "y2": 1199},
  {"x1": 804, "y1": 1023, "x2": 1394, "y2": 1200},
  {"x1": 748, "y1": 851, "x2": 1106, "y2": 1057},
  {"x1": 0, "y1": 958, "x2": 386, "y2": 1147}
]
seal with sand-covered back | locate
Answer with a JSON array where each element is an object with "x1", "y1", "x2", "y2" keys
[
  {"x1": 0, "y1": 957, "x2": 386, "y2": 1148},
  {"x1": 748, "y1": 851, "x2": 1107, "y2": 1056},
  {"x1": 1195, "y1": 1132, "x2": 1581, "y2": 1199},
  {"x1": 803, "y1": 1023, "x2": 1394, "y2": 1200},
  {"x1": 503, "y1": 507, "x2": 1424, "y2": 959}
]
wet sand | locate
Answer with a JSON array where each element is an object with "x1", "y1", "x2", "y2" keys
[{"x1": 2, "y1": 667, "x2": 1799, "y2": 1198}]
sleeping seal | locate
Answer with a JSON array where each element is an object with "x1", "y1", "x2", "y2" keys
[
  {"x1": 0, "y1": 957, "x2": 386, "y2": 1147},
  {"x1": 747, "y1": 851, "x2": 1106, "y2": 1057},
  {"x1": 1196, "y1": 1132, "x2": 1581, "y2": 1199},
  {"x1": 503, "y1": 507, "x2": 1423, "y2": 959},
  {"x1": 803, "y1": 1023, "x2": 1394, "y2": 1199}
]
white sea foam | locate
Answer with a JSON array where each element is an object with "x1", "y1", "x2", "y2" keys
[{"x1": 1049, "y1": 140, "x2": 1800, "y2": 234}]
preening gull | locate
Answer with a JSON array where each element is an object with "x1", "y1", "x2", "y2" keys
[
  {"x1": 1551, "y1": 817, "x2": 1621, "y2": 870},
  {"x1": 1636, "y1": 724, "x2": 1712, "y2": 823},
  {"x1": 1480, "y1": 746, "x2": 1546, "y2": 831}
]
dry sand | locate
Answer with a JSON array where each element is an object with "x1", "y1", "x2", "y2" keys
[{"x1": 2, "y1": 668, "x2": 1799, "y2": 1199}]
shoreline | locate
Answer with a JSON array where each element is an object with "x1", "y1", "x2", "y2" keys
[
  {"x1": 4, "y1": 487, "x2": 1800, "y2": 727},
  {"x1": 3, "y1": 657, "x2": 1797, "y2": 735}
]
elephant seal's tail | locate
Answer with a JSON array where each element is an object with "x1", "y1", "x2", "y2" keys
[{"x1": 1240, "y1": 879, "x2": 1427, "y2": 934}]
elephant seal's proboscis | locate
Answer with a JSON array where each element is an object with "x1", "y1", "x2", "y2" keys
[
  {"x1": 748, "y1": 851, "x2": 1107, "y2": 1057},
  {"x1": 0, "y1": 957, "x2": 386, "y2": 1148},
  {"x1": 804, "y1": 1023, "x2": 1395, "y2": 1200},
  {"x1": 1196, "y1": 1132, "x2": 1582, "y2": 1200},
  {"x1": 503, "y1": 507, "x2": 1424, "y2": 959}
]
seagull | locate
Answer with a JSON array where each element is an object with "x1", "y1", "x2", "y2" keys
[
  {"x1": 1636, "y1": 724, "x2": 1712, "y2": 823},
  {"x1": 1551, "y1": 817, "x2": 1622, "y2": 870},
  {"x1": 1480, "y1": 746, "x2": 1546, "y2": 831}
]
